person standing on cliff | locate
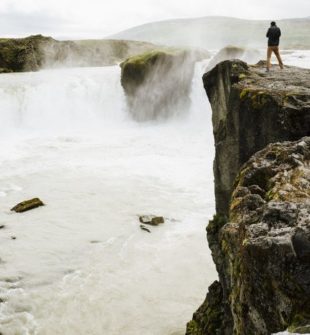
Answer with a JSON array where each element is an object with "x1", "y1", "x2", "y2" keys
[{"x1": 266, "y1": 21, "x2": 284, "y2": 72}]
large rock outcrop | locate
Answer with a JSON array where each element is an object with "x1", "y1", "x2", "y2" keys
[
  {"x1": 187, "y1": 61, "x2": 310, "y2": 335},
  {"x1": 0, "y1": 35, "x2": 52, "y2": 72},
  {"x1": 120, "y1": 49, "x2": 209, "y2": 121},
  {"x1": 204, "y1": 60, "x2": 310, "y2": 216},
  {"x1": 188, "y1": 137, "x2": 310, "y2": 334},
  {"x1": 0, "y1": 35, "x2": 158, "y2": 73}
]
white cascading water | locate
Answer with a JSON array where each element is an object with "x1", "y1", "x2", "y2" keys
[
  {"x1": 0, "y1": 61, "x2": 216, "y2": 335},
  {"x1": 0, "y1": 50, "x2": 309, "y2": 335}
]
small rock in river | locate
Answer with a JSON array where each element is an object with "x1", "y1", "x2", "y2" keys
[
  {"x1": 139, "y1": 215, "x2": 165, "y2": 226},
  {"x1": 11, "y1": 198, "x2": 44, "y2": 213},
  {"x1": 140, "y1": 225, "x2": 151, "y2": 233},
  {"x1": 0, "y1": 225, "x2": 5, "y2": 229}
]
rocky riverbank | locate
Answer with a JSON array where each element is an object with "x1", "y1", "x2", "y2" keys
[{"x1": 187, "y1": 60, "x2": 310, "y2": 334}]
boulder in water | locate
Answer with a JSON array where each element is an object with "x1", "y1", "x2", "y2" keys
[
  {"x1": 139, "y1": 215, "x2": 165, "y2": 226},
  {"x1": 140, "y1": 225, "x2": 151, "y2": 233},
  {"x1": 120, "y1": 48, "x2": 209, "y2": 121},
  {"x1": 11, "y1": 198, "x2": 45, "y2": 213}
]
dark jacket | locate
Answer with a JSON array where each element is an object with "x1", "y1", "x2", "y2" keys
[{"x1": 266, "y1": 26, "x2": 281, "y2": 46}]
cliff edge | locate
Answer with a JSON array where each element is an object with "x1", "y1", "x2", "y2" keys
[
  {"x1": 187, "y1": 61, "x2": 310, "y2": 335},
  {"x1": 204, "y1": 60, "x2": 310, "y2": 216}
]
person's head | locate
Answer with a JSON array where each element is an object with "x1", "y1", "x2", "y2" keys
[{"x1": 271, "y1": 21, "x2": 276, "y2": 26}]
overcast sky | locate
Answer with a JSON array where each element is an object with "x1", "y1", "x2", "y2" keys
[{"x1": 0, "y1": 0, "x2": 309, "y2": 39}]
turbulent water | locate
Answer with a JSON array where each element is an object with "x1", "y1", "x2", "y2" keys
[{"x1": 0, "y1": 50, "x2": 309, "y2": 335}]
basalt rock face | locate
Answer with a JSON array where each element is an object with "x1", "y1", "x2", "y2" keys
[
  {"x1": 204, "y1": 60, "x2": 310, "y2": 216},
  {"x1": 186, "y1": 61, "x2": 310, "y2": 335},
  {"x1": 188, "y1": 138, "x2": 310, "y2": 335},
  {"x1": 225, "y1": 138, "x2": 310, "y2": 334},
  {"x1": 120, "y1": 49, "x2": 209, "y2": 121}
]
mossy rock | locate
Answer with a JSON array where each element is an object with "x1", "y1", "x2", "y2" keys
[
  {"x1": 0, "y1": 35, "x2": 53, "y2": 72},
  {"x1": 120, "y1": 48, "x2": 201, "y2": 121},
  {"x1": 11, "y1": 198, "x2": 45, "y2": 213},
  {"x1": 120, "y1": 49, "x2": 188, "y2": 94}
]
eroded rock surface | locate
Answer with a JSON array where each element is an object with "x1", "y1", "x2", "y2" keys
[
  {"x1": 187, "y1": 60, "x2": 310, "y2": 335},
  {"x1": 204, "y1": 60, "x2": 310, "y2": 215},
  {"x1": 188, "y1": 138, "x2": 310, "y2": 335}
]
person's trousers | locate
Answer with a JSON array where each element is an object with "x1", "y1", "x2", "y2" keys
[{"x1": 267, "y1": 46, "x2": 284, "y2": 69}]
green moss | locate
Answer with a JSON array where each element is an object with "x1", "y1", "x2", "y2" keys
[
  {"x1": 242, "y1": 238, "x2": 249, "y2": 246},
  {"x1": 288, "y1": 313, "x2": 310, "y2": 333},
  {"x1": 240, "y1": 88, "x2": 251, "y2": 100},
  {"x1": 240, "y1": 88, "x2": 272, "y2": 109},
  {"x1": 120, "y1": 48, "x2": 188, "y2": 94},
  {"x1": 0, "y1": 35, "x2": 51, "y2": 72},
  {"x1": 207, "y1": 214, "x2": 228, "y2": 235},
  {"x1": 186, "y1": 320, "x2": 203, "y2": 335}
]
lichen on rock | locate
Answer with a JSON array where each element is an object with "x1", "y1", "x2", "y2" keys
[
  {"x1": 188, "y1": 60, "x2": 310, "y2": 335},
  {"x1": 203, "y1": 59, "x2": 310, "y2": 216},
  {"x1": 189, "y1": 138, "x2": 310, "y2": 335}
]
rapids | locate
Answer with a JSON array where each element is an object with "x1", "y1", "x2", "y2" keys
[
  {"x1": 0, "y1": 61, "x2": 216, "y2": 335},
  {"x1": 0, "y1": 50, "x2": 309, "y2": 335}
]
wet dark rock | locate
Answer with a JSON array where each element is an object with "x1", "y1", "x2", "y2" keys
[
  {"x1": 186, "y1": 280, "x2": 232, "y2": 335},
  {"x1": 292, "y1": 228, "x2": 310, "y2": 261},
  {"x1": 0, "y1": 225, "x2": 5, "y2": 229},
  {"x1": 11, "y1": 198, "x2": 44, "y2": 213},
  {"x1": 140, "y1": 225, "x2": 151, "y2": 233},
  {"x1": 11, "y1": 236, "x2": 16, "y2": 240}
]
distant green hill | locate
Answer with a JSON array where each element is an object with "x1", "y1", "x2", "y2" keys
[{"x1": 110, "y1": 16, "x2": 310, "y2": 50}]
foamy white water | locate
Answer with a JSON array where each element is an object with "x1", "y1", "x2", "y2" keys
[
  {"x1": 0, "y1": 50, "x2": 309, "y2": 335},
  {"x1": 0, "y1": 61, "x2": 216, "y2": 335}
]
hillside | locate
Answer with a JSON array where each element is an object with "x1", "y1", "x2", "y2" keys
[{"x1": 110, "y1": 16, "x2": 310, "y2": 49}]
